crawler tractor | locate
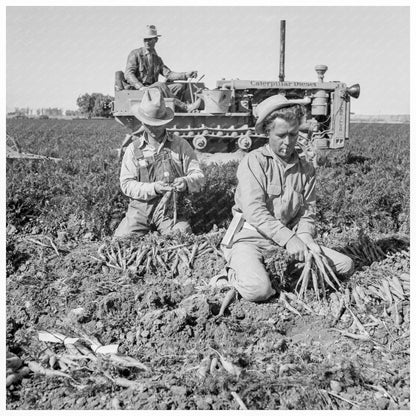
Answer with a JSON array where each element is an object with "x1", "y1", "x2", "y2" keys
[{"x1": 113, "y1": 21, "x2": 360, "y2": 159}]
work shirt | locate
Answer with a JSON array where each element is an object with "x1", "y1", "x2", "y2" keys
[
  {"x1": 233, "y1": 144, "x2": 316, "y2": 247},
  {"x1": 120, "y1": 131, "x2": 205, "y2": 201},
  {"x1": 125, "y1": 47, "x2": 187, "y2": 88}
]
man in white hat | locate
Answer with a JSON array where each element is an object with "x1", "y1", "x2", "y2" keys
[
  {"x1": 124, "y1": 25, "x2": 201, "y2": 112},
  {"x1": 218, "y1": 94, "x2": 354, "y2": 302},
  {"x1": 114, "y1": 88, "x2": 205, "y2": 237}
]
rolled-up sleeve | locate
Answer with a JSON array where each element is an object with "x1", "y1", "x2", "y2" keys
[
  {"x1": 119, "y1": 143, "x2": 158, "y2": 200},
  {"x1": 236, "y1": 155, "x2": 295, "y2": 247},
  {"x1": 180, "y1": 139, "x2": 205, "y2": 193}
]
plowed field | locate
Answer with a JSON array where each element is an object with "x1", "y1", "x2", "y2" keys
[{"x1": 6, "y1": 119, "x2": 410, "y2": 410}]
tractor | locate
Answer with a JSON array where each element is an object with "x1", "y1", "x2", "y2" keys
[{"x1": 112, "y1": 20, "x2": 360, "y2": 160}]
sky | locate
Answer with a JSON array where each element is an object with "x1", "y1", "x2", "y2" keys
[{"x1": 5, "y1": 4, "x2": 412, "y2": 115}]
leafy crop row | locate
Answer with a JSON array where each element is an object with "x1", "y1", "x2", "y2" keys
[{"x1": 6, "y1": 120, "x2": 409, "y2": 239}]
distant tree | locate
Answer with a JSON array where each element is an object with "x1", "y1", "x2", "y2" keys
[
  {"x1": 91, "y1": 93, "x2": 114, "y2": 118},
  {"x1": 77, "y1": 93, "x2": 113, "y2": 118},
  {"x1": 77, "y1": 93, "x2": 94, "y2": 118},
  {"x1": 65, "y1": 109, "x2": 80, "y2": 117}
]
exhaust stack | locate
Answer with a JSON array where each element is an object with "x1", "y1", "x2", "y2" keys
[{"x1": 279, "y1": 20, "x2": 286, "y2": 82}]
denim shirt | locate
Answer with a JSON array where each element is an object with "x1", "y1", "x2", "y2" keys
[
  {"x1": 125, "y1": 47, "x2": 186, "y2": 87},
  {"x1": 120, "y1": 132, "x2": 205, "y2": 201},
  {"x1": 233, "y1": 144, "x2": 316, "y2": 247}
]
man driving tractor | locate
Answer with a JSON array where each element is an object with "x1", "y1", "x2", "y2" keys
[{"x1": 123, "y1": 24, "x2": 202, "y2": 113}]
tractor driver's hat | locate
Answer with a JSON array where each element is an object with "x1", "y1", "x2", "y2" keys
[
  {"x1": 131, "y1": 88, "x2": 174, "y2": 126},
  {"x1": 254, "y1": 94, "x2": 308, "y2": 134},
  {"x1": 142, "y1": 25, "x2": 161, "y2": 39}
]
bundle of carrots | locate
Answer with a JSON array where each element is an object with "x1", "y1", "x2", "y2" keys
[
  {"x1": 94, "y1": 233, "x2": 223, "y2": 276},
  {"x1": 295, "y1": 251, "x2": 341, "y2": 300}
]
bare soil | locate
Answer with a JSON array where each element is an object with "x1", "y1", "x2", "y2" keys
[{"x1": 6, "y1": 230, "x2": 410, "y2": 410}]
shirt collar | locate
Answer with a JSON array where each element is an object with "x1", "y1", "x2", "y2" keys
[
  {"x1": 262, "y1": 144, "x2": 299, "y2": 170},
  {"x1": 139, "y1": 47, "x2": 157, "y2": 56},
  {"x1": 144, "y1": 49, "x2": 156, "y2": 56},
  {"x1": 138, "y1": 131, "x2": 173, "y2": 152}
]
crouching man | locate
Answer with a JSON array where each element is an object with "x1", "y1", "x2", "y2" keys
[
  {"x1": 114, "y1": 88, "x2": 205, "y2": 237},
  {"x1": 221, "y1": 95, "x2": 354, "y2": 302}
]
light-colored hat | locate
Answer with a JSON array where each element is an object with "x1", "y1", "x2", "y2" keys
[
  {"x1": 142, "y1": 24, "x2": 161, "y2": 39},
  {"x1": 254, "y1": 94, "x2": 310, "y2": 134},
  {"x1": 131, "y1": 88, "x2": 174, "y2": 126}
]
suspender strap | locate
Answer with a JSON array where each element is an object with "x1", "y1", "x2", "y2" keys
[{"x1": 133, "y1": 139, "x2": 150, "y2": 183}]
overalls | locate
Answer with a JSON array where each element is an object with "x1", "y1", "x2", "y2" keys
[{"x1": 114, "y1": 137, "x2": 191, "y2": 237}]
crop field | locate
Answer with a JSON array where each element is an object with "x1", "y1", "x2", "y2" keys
[{"x1": 6, "y1": 119, "x2": 410, "y2": 410}]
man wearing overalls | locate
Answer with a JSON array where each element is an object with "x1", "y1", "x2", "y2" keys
[{"x1": 114, "y1": 88, "x2": 205, "y2": 237}]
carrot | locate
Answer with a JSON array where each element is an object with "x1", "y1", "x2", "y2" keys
[
  {"x1": 331, "y1": 297, "x2": 345, "y2": 326},
  {"x1": 390, "y1": 275, "x2": 405, "y2": 298},
  {"x1": 311, "y1": 268, "x2": 319, "y2": 299},
  {"x1": 97, "y1": 243, "x2": 107, "y2": 261},
  {"x1": 331, "y1": 329, "x2": 372, "y2": 342},
  {"x1": 209, "y1": 347, "x2": 242, "y2": 377},
  {"x1": 285, "y1": 291, "x2": 316, "y2": 314},
  {"x1": 381, "y1": 279, "x2": 393, "y2": 305},
  {"x1": 280, "y1": 292, "x2": 302, "y2": 317},
  {"x1": 351, "y1": 286, "x2": 364, "y2": 309},
  {"x1": 197, "y1": 356, "x2": 211, "y2": 379},
  {"x1": 216, "y1": 288, "x2": 236, "y2": 320},
  {"x1": 113, "y1": 377, "x2": 142, "y2": 389},
  {"x1": 188, "y1": 242, "x2": 199, "y2": 268},
  {"x1": 27, "y1": 361, "x2": 73, "y2": 379},
  {"x1": 135, "y1": 247, "x2": 151, "y2": 267},
  {"x1": 210, "y1": 356, "x2": 219, "y2": 375},
  {"x1": 297, "y1": 252, "x2": 312, "y2": 297},
  {"x1": 170, "y1": 252, "x2": 180, "y2": 276},
  {"x1": 155, "y1": 254, "x2": 169, "y2": 272},
  {"x1": 6, "y1": 367, "x2": 30, "y2": 387}
]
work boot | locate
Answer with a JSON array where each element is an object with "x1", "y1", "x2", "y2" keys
[{"x1": 209, "y1": 267, "x2": 232, "y2": 288}]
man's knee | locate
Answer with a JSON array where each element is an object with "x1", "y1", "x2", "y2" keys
[
  {"x1": 238, "y1": 282, "x2": 276, "y2": 302},
  {"x1": 229, "y1": 269, "x2": 275, "y2": 302},
  {"x1": 321, "y1": 247, "x2": 355, "y2": 277}
]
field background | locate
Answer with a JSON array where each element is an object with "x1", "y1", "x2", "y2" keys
[
  {"x1": 6, "y1": 119, "x2": 410, "y2": 410},
  {"x1": 6, "y1": 119, "x2": 410, "y2": 239}
]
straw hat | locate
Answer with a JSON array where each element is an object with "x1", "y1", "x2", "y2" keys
[
  {"x1": 131, "y1": 88, "x2": 174, "y2": 126},
  {"x1": 142, "y1": 25, "x2": 161, "y2": 39},
  {"x1": 254, "y1": 94, "x2": 309, "y2": 134}
]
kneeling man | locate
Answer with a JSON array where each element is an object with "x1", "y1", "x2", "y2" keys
[
  {"x1": 222, "y1": 95, "x2": 354, "y2": 301},
  {"x1": 114, "y1": 88, "x2": 205, "y2": 237}
]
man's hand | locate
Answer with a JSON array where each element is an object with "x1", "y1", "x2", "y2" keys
[
  {"x1": 172, "y1": 177, "x2": 188, "y2": 192},
  {"x1": 154, "y1": 181, "x2": 173, "y2": 195},
  {"x1": 186, "y1": 71, "x2": 198, "y2": 79},
  {"x1": 134, "y1": 83, "x2": 145, "y2": 90},
  {"x1": 297, "y1": 233, "x2": 322, "y2": 254},
  {"x1": 285, "y1": 235, "x2": 309, "y2": 262}
]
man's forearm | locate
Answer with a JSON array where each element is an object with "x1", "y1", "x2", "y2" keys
[
  {"x1": 184, "y1": 170, "x2": 205, "y2": 193},
  {"x1": 120, "y1": 178, "x2": 159, "y2": 201},
  {"x1": 125, "y1": 72, "x2": 143, "y2": 88},
  {"x1": 165, "y1": 71, "x2": 187, "y2": 82},
  {"x1": 125, "y1": 51, "x2": 143, "y2": 87}
]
